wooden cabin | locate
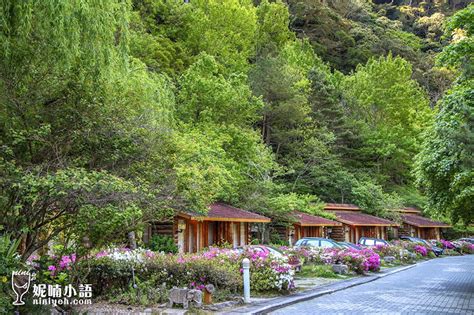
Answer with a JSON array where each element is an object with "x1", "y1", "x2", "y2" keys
[
  {"x1": 397, "y1": 208, "x2": 451, "y2": 240},
  {"x1": 145, "y1": 203, "x2": 270, "y2": 253},
  {"x1": 286, "y1": 211, "x2": 342, "y2": 245},
  {"x1": 324, "y1": 203, "x2": 398, "y2": 243}
]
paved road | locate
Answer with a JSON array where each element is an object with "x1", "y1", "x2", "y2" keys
[{"x1": 271, "y1": 255, "x2": 474, "y2": 314}]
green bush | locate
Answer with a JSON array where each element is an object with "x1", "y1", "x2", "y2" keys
[
  {"x1": 443, "y1": 249, "x2": 462, "y2": 256},
  {"x1": 80, "y1": 252, "x2": 242, "y2": 305},
  {"x1": 299, "y1": 264, "x2": 339, "y2": 278},
  {"x1": 148, "y1": 235, "x2": 178, "y2": 253},
  {"x1": 0, "y1": 235, "x2": 22, "y2": 314}
]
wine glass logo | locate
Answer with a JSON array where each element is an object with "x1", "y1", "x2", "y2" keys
[{"x1": 11, "y1": 271, "x2": 31, "y2": 306}]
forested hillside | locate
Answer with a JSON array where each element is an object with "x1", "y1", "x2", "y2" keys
[{"x1": 0, "y1": 0, "x2": 472, "y2": 252}]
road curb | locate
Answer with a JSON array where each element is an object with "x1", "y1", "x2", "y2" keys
[{"x1": 228, "y1": 263, "x2": 419, "y2": 315}]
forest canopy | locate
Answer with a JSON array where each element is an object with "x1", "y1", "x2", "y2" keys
[{"x1": 0, "y1": 0, "x2": 472, "y2": 256}]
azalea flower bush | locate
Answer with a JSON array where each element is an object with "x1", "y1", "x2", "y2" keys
[
  {"x1": 279, "y1": 246, "x2": 325, "y2": 264},
  {"x1": 280, "y1": 246, "x2": 380, "y2": 275},
  {"x1": 73, "y1": 245, "x2": 295, "y2": 304},
  {"x1": 440, "y1": 239, "x2": 455, "y2": 249},
  {"x1": 28, "y1": 251, "x2": 78, "y2": 286},
  {"x1": 458, "y1": 241, "x2": 474, "y2": 254},
  {"x1": 413, "y1": 245, "x2": 428, "y2": 256},
  {"x1": 323, "y1": 248, "x2": 381, "y2": 274},
  {"x1": 388, "y1": 240, "x2": 428, "y2": 261}
]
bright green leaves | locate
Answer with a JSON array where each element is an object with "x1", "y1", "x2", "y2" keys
[
  {"x1": 185, "y1": 0, "x2": 257, "y2": 74},
  {"x1": 177, "y1": 54, "x2": 262, "y2": 126},
  {"x1": 0, "y1": 0, "x2": 178, "y2": 257},
  {"x1": 266, "y1": 193, "x2": 330, "y2": 221},
  {"x1": 438, "y1": 4, "x2": 474, "y2": 79},
  {"x1": 415, "y1": 85, "x2": 474, "y2": 225},
  {"x1": 415, "y1": 5, "x2": 473, "y2": 225},
  {"x1": 342, "y1": 54, "x2": 432, "y2": 184},
  {"x1": 256, "y1": 0, "x2": 295, "y2": 54},
  {"x1": 0, "y1": 167, "x2": 146, "y2": 257},
  {"x1": 174, "y1": 125, "x2": 275, "y2": 213}
]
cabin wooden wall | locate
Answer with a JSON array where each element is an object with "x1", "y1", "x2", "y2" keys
[
  {"x1": 346, "y1": 226, "x2": 389, "y2": 243},
  {"x1": 330, "y1": 226, "x2": 345, "y2": 242},
  {"x1": 398, "y1": 223, "x2": 413, "y2": 237},
  {"x1": 179, "y1": 220, "x2": 251, "y2": 253}
]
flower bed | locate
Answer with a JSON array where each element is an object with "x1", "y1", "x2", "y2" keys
[
  {"x1": 26, "y1": 238, "x2": 474, "y2": 308},
  {"x1": 458, "y1": 242, "x2": 474, "y2": 254},
  {"x1": 280, "y1": 246, "x2": 380, "y2": 275},
  {"x1": 28, "y1": 246, "x2": 295, "y2": 306}
]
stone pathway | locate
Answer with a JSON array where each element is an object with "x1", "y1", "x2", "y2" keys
[{"x1": 271, "y1": 255, "x2": 474, "y2": 314}]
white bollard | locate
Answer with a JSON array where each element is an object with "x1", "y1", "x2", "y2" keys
[{"x1": 242, "y1": 258, "x2": 250, "y2": 303}]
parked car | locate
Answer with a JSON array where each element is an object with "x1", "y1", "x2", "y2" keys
[
  {"x1": 458, "y1": 238, "x2": 474, "y2": 244},
  {"x1": 338, "y1": 241, "x2": 362, "y2": 250},
  {"x1": 399, "y1": 236, "x2": 443, "y2": 256},
  {"x1": 294, "y1": 237, "x2": 344, "y2": 249},
  {"x1": 358, "y1": 237, "x2": 389, "y2": 247}
]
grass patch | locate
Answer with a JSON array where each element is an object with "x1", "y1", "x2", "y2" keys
[{"x1": 297, "y1": 264, "x2": 341, "y2": 279}]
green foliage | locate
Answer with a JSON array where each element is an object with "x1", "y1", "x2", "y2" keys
[
  {"x1": 256, "y1": 0, "x2": 295, "y2": 54},
  {"x1": 415, "y1": 85, "x2": 473, "y2": 225},
  {"x1": 298, "y1": 264, "x2": 339, "y2": 279},
  {"x1": 83, "y1": 254, "x2": 242, "y2": 299},
  {"x1": 0, "y1": 0, "x2": 176, "y2": 259},
  {"x1": 0, "y1": 0, "x2": 469, "y2": 262},
  {"x1": 351, "y1": 179, "x2": 402, "y2": 218},
  {"x1": 266, "y1": 193, "x2": 330, "y2": 220},
  {"x1": 178, "y1": 54, "x2": 261, "y2": 126},
  {"x1": 415, "y1": 5, "x2": 473, "y2": 226},
  {"x1": 174, "y1": 125, "x2": 274, "y2": 212},
  {"x1": 148, "y1": 235, "x2": 178, "y2": 254},
  {"x1": 438, "y1": 4, "x2": 474, "y2": 79},
  {"x1": 0, "y1": 235, "x2": 22, "y2": 314},
  {"x1": 342, "y1": 54, "x2": 432, "y2": 185},
  {"x1": 443, "y1": 223, "x2": 474, "y2": 239},
  {"x1": 185, "y1": 0, "x2": 257, "y2": 74}
]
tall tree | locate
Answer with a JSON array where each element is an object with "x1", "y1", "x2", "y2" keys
[
  {"x1": 415, "y1": 4, "x2": 474, "y2": 225},
  {"x1": 0, "y1": 0, "x2": 175, "y2": 258},
  {"x1": 342, "y1": 54, "x2": 432, "y2": 185}
]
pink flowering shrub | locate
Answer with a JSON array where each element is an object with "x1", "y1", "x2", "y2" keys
[
  {"x1": 281, "y1": 246, "x2": 383, "y2": 274},
  {"x1": 323, "y1": 248, "x2": 380, "y2": 274},
  {"x1": 413, "y1": 245, "x2": 428, "y2": 256},
  {"x1": 458, "y1": 242, "x2": 474, "y2": 254},
  {"x1": 373, "y1": 244, "x2": 402, "y2": 258},
  {"x1": 280, "y1": 246, "x2": 325, "y2": 264},
  {"x1": 29, "y1": 253, "x2": 78, "y2": 286},
  {"x1": 440, "y1": 239, "x2": 455, "y2": 249},
  {"x1": 81, "y1": 246, "x2": 295, "y2": 300}
]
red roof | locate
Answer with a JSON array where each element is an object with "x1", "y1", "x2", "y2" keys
[
  {"x1": 395, "y1": 207, "x2": 422, "y2": 214},
  {"x1": 291, "y1": 211, "x2": 342, "y2": 226},
  {"x1": 180, "y1": 203, "x2": 270, "y2": 223},
  {"x1": 334, "y1": 211, "x2": 398, "y2": 226},
  {"x1": 401, "y1": 215, "x2": 450, "y2": 228},
  {"x1": 324, "y1": 203, "x2": 360, "y2": 211}
]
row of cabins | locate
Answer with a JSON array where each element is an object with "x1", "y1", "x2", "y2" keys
[{"x1": 145, "y1": 202, "x2": 450, "y2": 253}]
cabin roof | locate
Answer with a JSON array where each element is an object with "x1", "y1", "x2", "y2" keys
[
  {"x1": 333, "y1": 211, "x2": 398, "y2": 227},
  {"x1": 401, "y1": 214, "x2": 451, "y2": 228},
  {"x1": 291, "y1": 211, "x2": 342, "y2": 227},
  {"x1": 324, "y1": 203, "x2": 361, "y2": 211},
  {"x1": 180, "y1": 202, "x2": 271, "y2": 223},
  {"x1": 395, "y1": 207, "x2": 422, "y2": 214}
]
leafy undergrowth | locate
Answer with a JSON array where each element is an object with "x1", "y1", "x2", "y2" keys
[{"x1": 296, "y1": 264, "x2": 352, "y2": 279}]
